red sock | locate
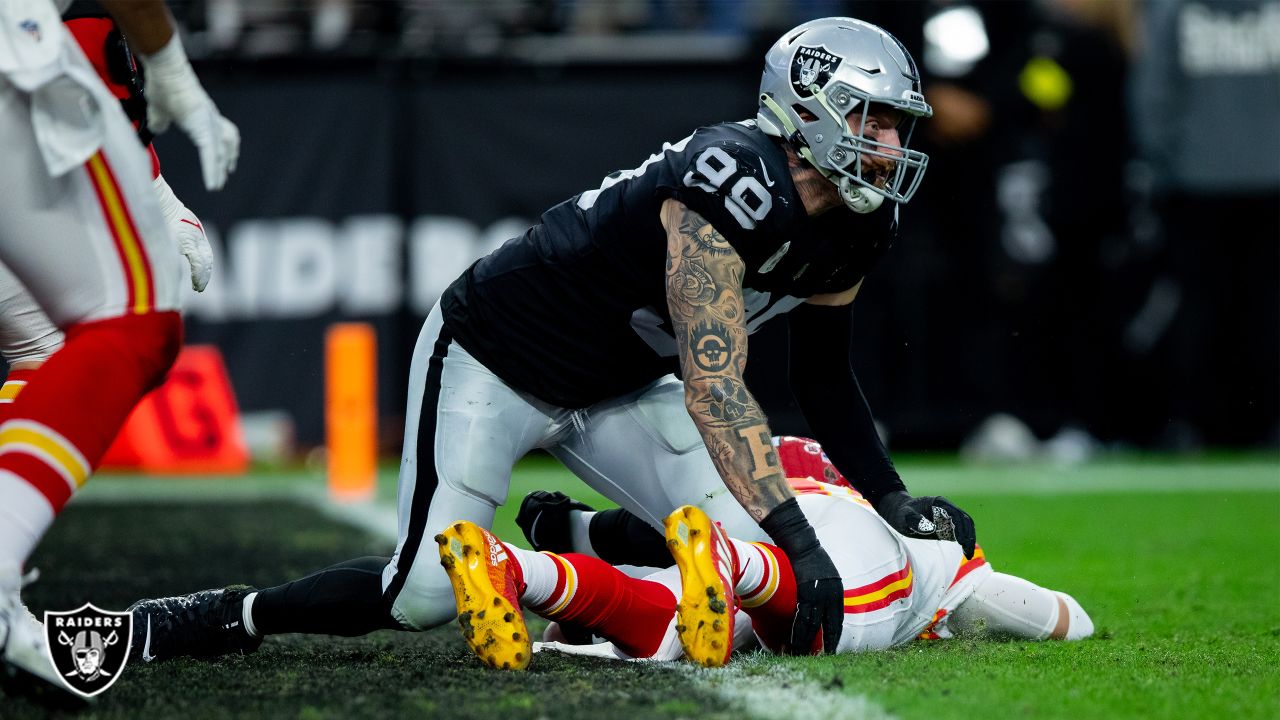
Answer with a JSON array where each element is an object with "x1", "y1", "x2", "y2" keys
[
  {"x1": 531, "y1": 552, "x2": 676, "y2": 658},
  {"x1": 0, "y1": 312, "x2": 181, "y2": 513},
  {"x1": 739, "y1": 543, "x2": 809, "y2": 653},
  {"x1": 0, "y1": 367, "x2": 38, "y2": 425}
]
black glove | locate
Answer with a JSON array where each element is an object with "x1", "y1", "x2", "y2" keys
[
  {"x1": 760, "y1": 498, "x2": 843, "y2": 654},
  {"x1": 875, "y1": 491, "x2": 976, "y2": 558},
  {"x1": 515, "y1": 491, "x2": 594, "y2": 553}
]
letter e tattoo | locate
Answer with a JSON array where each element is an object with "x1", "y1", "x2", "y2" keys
[{"x1": 735, "y1": 424, "x2": 778, "y2": 481}]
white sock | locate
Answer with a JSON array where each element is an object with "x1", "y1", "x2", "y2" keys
[
  {"x1": 730, "y1": 539, "x2": 780, "y2": 607},
  {"x1": 569, "y1": 510, "x2": 599, "y2": 558},
  {"x1": 506, "y1": 545, "x2": 561, "y2": 608},
  {"x1": 0, "y1": 471, "x2": 54, "y2": 568},
  {"x1": 241, "y1": 592, "x2": 260, "y2": 638}
]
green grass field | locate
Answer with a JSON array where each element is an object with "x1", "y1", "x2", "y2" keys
[{"x1": 9, "y1": 454, "x2": 1280, "y2": 720}]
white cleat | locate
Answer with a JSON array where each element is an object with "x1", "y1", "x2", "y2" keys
[{"x1": 0, "y1": 563, "x2": 87, "y2": 708}]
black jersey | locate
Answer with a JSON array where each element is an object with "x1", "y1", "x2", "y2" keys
[{"x1": 440, "y1": 120, "x2": 897, "y2": 409}]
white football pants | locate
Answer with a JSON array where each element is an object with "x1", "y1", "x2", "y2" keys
[{"x1": 381, "y1": 302, "x2": 768, "y2": 630}]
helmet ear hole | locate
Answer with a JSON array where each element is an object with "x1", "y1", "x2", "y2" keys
[{"x1": 793, "y1": 105, "x2": 819, "y2": 123}]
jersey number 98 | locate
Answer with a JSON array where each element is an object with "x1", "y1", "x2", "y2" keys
[{"x1": 683, "y1": 147, "x2": 773, "y2": 230}]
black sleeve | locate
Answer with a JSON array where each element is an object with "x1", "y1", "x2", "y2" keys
[{"x1": 787, "y1": 301, "x2": 907, "y2": 508}]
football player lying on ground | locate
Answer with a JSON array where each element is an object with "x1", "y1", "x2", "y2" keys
[{"x1": 435, "y1": 440, "x2": 1092, "y2": 670}]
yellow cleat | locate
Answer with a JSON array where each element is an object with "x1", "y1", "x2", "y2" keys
[
  {"x1": 664, "y1": 505, "x2": 736, "y2": 668},
  {"x1": 435, "y1": 521, "x2": 530, "y2": 671}
]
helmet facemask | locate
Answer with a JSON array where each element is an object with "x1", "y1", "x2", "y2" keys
[{"x1": 815, "y1": 82, "x2": 930, "y2": 206}]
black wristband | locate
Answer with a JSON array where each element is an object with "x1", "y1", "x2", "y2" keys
[{"x1": 759, "y1": 498, "x2": 821, "y2": 558}]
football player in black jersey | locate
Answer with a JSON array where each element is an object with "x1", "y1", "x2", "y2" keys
[{"x1": 128, "y1": 17, "x2": 976, "y2": 665}]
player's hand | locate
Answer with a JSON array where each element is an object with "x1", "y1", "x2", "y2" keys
[
  {"x1": 153, "y1": 174, "x2": 213, "y2": 291},
  {"x1": 786, "y1": 544, "x2": 843, "y2": 654},
  {"x1": 876, "y1": 491, "x2": 976, "y2": 558},
  {"x1": 759, "y1": 497, "x2": 843, "y2": 654},
  {"x1": 173, "y1": 210, "x2": 212, "y2": 292},
  {"x1": 140, "y1": 35, "x2": 240, "y2": 191}
]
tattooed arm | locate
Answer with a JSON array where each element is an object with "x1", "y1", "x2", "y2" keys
[
  {"x1": 660, "y1": 199, "x2": 792, "y2": 521},
  {"x1": 661, "y1": 198, "x2": 843, "y2": 653}
]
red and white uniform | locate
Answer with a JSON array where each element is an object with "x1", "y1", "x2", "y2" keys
[
  {"x1": 777, "y1": 480, "x2": 990, "y2": 651},
  {"x1": 0, "y1": 7, "x2": 198, "y2": 378},
  {"x1": 532, "y1": 437, "x2": 995, "y2": 660},
  {"x1": 604, "y1": 480, "x2": 991, "y2": 657},
  {"x1": 0, "y1": 1, "x2": 181, "y2": 328},
  {"x1": 0, "y1": 0, "x2": 184, "y2": 562}
]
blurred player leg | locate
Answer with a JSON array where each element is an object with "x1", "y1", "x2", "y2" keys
[
  {"x1": 0, "y1": 273, "x2": 64, "y2": 695},
  {"x1": 0, "y1": 25, "x2": 181, "y2": 703},
  {"x1": 0, "y1": 262, "x2": 64, "y2": 425},
  {"x1": 0, "y1": 31, "x2": 181, "y2": 575}
]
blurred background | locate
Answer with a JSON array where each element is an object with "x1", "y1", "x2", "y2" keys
[{"x1": 143, "y1": 0, "x2": 1278, "y2": 466}]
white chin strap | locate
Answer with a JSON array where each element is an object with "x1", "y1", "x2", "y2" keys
[{"x1": 839, "y1": 177, "x2": 884, "y2": 214}]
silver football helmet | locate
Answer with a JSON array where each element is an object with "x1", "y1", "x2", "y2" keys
[{"x1": 757, "y1": 17, "x2": 932, "y2": 210}]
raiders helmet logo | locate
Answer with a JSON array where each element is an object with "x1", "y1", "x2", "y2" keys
[
  {"x1": 44, "y1": 604, "x2": 132, "y2": 698},
  {"x1": 791, "y1": 45, "x2": 843, "y2": 98}
]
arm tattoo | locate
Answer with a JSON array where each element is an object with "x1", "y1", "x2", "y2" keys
[
  {"x1": 680, "y1": 216, "x2": 735, "y2": 256},
  {"x1": 662, "y1": 200, "x2": 793, "y2": 521},
  {"x1": 667, "y1": 252, "x2": 717, "y2": 311},
  {"x1": 690, "y1": 319, "x2": 733, "y2": 373}
]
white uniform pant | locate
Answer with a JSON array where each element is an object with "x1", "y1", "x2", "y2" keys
[
  {"x1": 796, "y1": 494, "x2": 984, "y2": 652},
  {"x1": 0, "y1": 23, "x2": 180, "y2": 330},
  {"x1": 382, "y1": 303, "x2": 767, "y2": 630},
  {"x1": 0, "y1": 261, "x2": 63, "y2": 365}
]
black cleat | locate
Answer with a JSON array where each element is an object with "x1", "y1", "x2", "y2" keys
[
  {"x1": 128, "y1": 585, "x2": 262, "y2": 663},
  {"x1": 516, "y1": 491, "x2": 595, "y2": 553}
]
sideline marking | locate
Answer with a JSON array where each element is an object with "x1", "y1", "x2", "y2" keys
[
  {"x1": 675, "y1": 651, "x2": 895, "y2": 720},
  {"x1": 299, "y1": 485, "x2": 399, "y2": 544}
]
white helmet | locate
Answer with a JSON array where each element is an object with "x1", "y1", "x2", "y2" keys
[{"x1": 757, "y1": 17, "x2": 932, "y2": 211}]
